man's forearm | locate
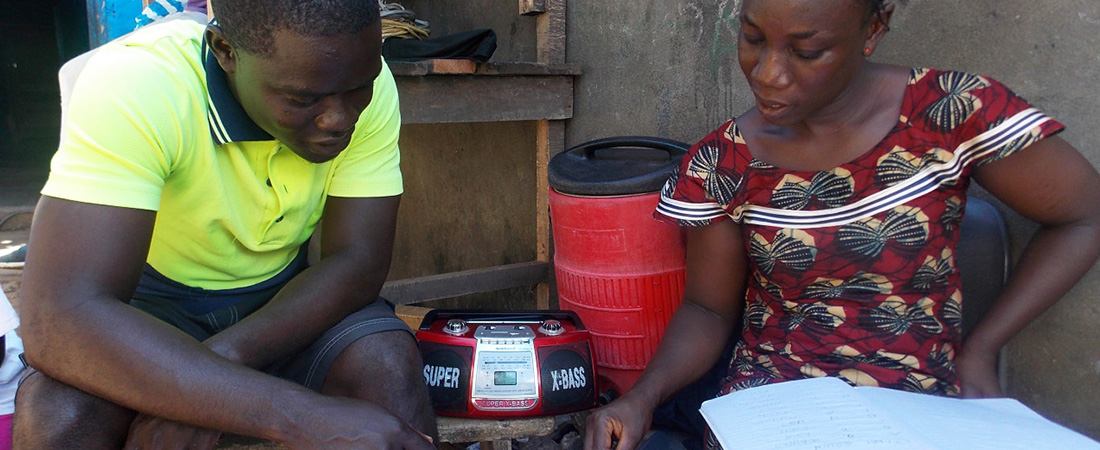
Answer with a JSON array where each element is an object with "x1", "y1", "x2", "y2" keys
[
  {"x1": 202, "y1": 250, "x2": 390, "y2": 369},
  {"x1": 21, "y1": 294, "x2": 321, "y2": 442},
  {"x1": 18, "y1": 197, "x2": 318, "y2": 438},
  {"x1": 206, "y1": 195, "x2": 401, "y2": 370}
]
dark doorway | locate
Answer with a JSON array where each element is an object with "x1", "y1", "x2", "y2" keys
[{"x1": 0, "y1": 0, "x2": 88, "y2": 209}]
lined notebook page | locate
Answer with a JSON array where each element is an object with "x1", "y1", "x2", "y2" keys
[
  {"x1": 700, "y1": 377, "x2": 931, "y2": 449},
  {"x1": 700, "y1": 377, "x2": 1100, "y2": 450},
  {"x1": 853, "y1": 386, "x2": 1100, "y2": 450}
]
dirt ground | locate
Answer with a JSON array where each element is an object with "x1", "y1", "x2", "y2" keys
[
  {"x1": 0, "y1": 229, "x2": 27, "y2": 306},
  {"x1": 0, "y1": 268, "x2": 18, "y2": 306}
]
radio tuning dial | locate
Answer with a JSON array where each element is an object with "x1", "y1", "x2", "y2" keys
[
  {"x1": 444, "y1": 319, "x2": 469, "y2": 335},
  {"x1": 538, "y1": 319, "x2": 564, "y2": 336}
]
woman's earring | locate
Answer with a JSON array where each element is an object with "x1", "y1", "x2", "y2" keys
[{"x1": 863, "y1": 48, "x2": 872, "y2": 56}]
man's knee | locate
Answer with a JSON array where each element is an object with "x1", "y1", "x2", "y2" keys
[
  {"x1": 322, "y1": 329, "x2": 436, "y2": 437},
  {"x1": 14, "y1": 371, "x2": 134, "y2": 449},
  {"x1": 322, "y1": 329, "x2": 423, "y2": 397}
]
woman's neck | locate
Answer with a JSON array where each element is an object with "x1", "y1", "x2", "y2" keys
[
  {"x1": 744, "y1": 63, "x2": 909, "y2": 171},
  {"x1": 801, "y1": 63, "x2": 887, "y2": 138}
]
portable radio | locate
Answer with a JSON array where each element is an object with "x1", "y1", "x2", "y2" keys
[{"x1": 415, "y1": 310, "x2": 598, "y2": 418}]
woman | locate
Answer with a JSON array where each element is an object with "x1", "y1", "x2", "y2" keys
[{"x1": 584, "y1": 1, "x2": 1100, "y2": 449}]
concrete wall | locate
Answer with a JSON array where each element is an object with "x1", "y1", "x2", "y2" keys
[{"x1": 566, "y1": 0, "x2": 1100, "y2": 439}]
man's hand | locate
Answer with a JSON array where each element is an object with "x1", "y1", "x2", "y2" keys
[
  {"x1": 956, "y1": 348, "x2": 1003, "y2": 398},
  {"x1": 287, "y1": 396, "x2": 434, "y2": 450},
  {"x1": 125, "y1": 414, "x2": 221, "y2": 450},
  {"x1": 583, "y1": 394, "x2": 654, "y2": 450}
]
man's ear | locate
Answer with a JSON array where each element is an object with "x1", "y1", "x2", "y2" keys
[{"x1": 205, "y1": 25, "x2": 237, "y2": 74}]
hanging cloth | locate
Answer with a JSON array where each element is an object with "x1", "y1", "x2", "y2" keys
[{"x1": 382, "y1": 29, "x2": 497, "y2": 62}]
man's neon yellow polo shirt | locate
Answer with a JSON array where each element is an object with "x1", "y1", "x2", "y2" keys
[{"x1": 42, "y1": 19, "x2": 403, "y2": 290}]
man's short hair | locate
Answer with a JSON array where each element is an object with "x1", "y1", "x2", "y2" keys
[{"x1": 213, "y1": 0, "x2": 381, "y2": 56}]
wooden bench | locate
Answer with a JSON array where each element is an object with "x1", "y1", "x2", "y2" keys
[
  {"x1": 437, "y1": 415, "x2": 558, "y2": 449},
  {"x1": 213, "y1": 414, "x2": 562, "y2": 449}
]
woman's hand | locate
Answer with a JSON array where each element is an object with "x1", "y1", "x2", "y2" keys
[
  {"x1": 955, "y1": 347, "x2": 1003, "y2": 398},
  {"x1": 581, "y1": 220, "x2": 748, "y2": 450},
  {"x1": 966, "y1": 135, "x2": 1100, "y2": 399},
  {"x1": 584, "y1": 393, "x2": 656, "y2": 450}
]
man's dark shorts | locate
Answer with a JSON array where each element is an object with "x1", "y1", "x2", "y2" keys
[{"x1": 127, "y1": 246, "x2": 411, "y2": 392}]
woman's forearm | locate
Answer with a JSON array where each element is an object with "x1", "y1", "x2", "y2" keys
[
  {"x1": 964, "y1": 220, "x2": 1100, "y2": 355},
  {"x1": 623, "y1": 300, "x2": 739, "y2": 408}
]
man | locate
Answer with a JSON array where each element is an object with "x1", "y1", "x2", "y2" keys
[{"x1": 14, "y1": 0, "x2": 436, "y2": 448}]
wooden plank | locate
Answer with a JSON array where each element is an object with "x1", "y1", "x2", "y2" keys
[
  {"x1": 536, "y1": 0, "x2": 567, "y2": 64},
  {"x1": 536, "y1": 119, "x2": 550, "y2": 310},
  {"x1": 533, "y1": 120, "x2": 565, "y2": 310},
  {"x1": 544, "y1": 120, "x2": 569, "y2": 309},
  {"x1": 425, "y1": 59, "x2": 477, "y2": 74},
  {"x1": 382, "y1": 261, "x2": 550, "y2": 305},
  {"x1": 519, "y1": 0, "x2": 548, "y2": 15},
  {"x1": 388, "y1": 62, "x2": 581, "y2": 77},
  {"x1": 472, "y1": 62, "x2": 581, "y2": 76},
  {"x1": 390, "y1": 121, "x2": 539, "y2": 311},
  {"x1": 436, "y1": 416, "x2": 555, "y2": 444},
  {"x1": 395, "y1": 75, "x2": 574, "y2": 124},
  {"x1": 395, "y1": 305, "x2": 433, "y2": 330}
]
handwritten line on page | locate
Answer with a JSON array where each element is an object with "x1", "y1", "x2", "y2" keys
[{"x1": 699, "y1": 377, "x2": 1100, "y2": 450}]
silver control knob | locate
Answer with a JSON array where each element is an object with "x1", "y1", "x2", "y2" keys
[
  {"x1": 444, "y1": 319, "x2": 469, "y2": 335},
  {"x1": 539, "y1": 319, "x2": 564, "y2": 336}
]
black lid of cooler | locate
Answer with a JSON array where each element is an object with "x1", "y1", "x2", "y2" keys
[{"x1": 548, "y1": 136, "x2": 690, "y2": 196}]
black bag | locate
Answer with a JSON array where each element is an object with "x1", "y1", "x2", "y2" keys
[{"x1": 382, "y1": 28, "x2": 497, "y2": 62}]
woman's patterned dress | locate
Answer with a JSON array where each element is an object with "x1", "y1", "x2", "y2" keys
[{"x1": 656, "y1": 68, "x2": 1064, "y2": 401}]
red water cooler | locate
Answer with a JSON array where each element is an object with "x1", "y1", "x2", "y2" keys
[{"x1": 548, "y1": 136, "x2": 690, "y2": 398}]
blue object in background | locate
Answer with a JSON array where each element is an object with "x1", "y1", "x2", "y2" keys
[
  {"x1": 87, "y1": 0, "x2": 189, "y2": 47},
  {"x1": 136, "y1": 0, "x2": 186, "y2": 27},
  {"x1": 87, "y1": 0, "x2": 143, "y2": 46}
]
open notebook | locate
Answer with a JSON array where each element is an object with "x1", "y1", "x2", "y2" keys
[{"x1": 700, "y1": 377, "x2": 1100, "y2": 450}]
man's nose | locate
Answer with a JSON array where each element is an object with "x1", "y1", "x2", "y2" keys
[{"x1": 315, "y1": 97, "x2": 357, "y2": 134}]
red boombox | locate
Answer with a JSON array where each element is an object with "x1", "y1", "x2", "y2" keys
[{"x1": 416, "y1": 310, "x2": 598, "y2": 418}]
